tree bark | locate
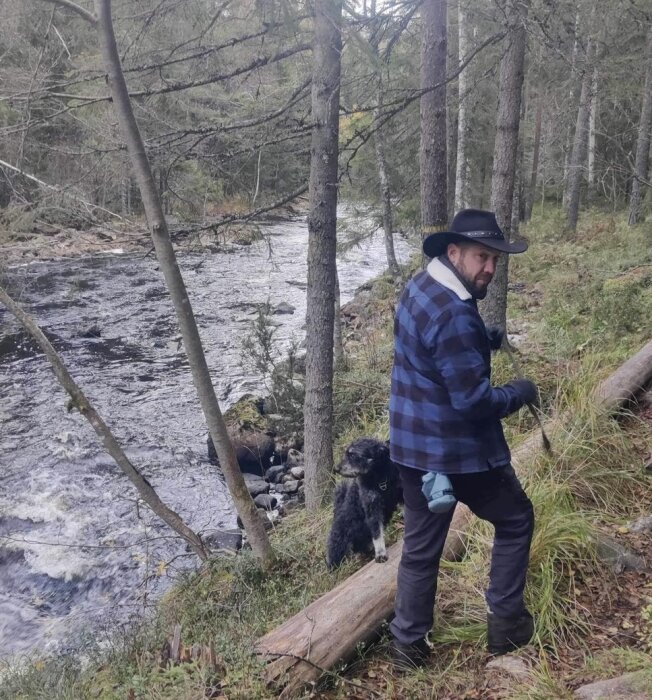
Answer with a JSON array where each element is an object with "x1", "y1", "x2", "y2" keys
[
  {"x1": 480, "y1": 0, "x2": 528, "y2": 331},
  {"x1": 0, "y1": 286, "x2": 208, "y2": 562},
  {"x1": 562, "y1": 11, "x2": 581, "y2": 210},
  {"x1": 420, "y1": 0, "x2": 448, "y2": 236},
  {"x1": 92, "y1": 0, "x2": 274, "y2": 567},
  {"x1": 373, "y1": 101, "x2": 401, "y2": 278},
  {"x1": 303, "y1": 0, "x2": 342, "y2": 510},
  {"x1": 628, "y1": 28, "x2": 652, "y2": 226},
  {"x1": 566, "y1": 38, "x2": 594, "y2": 233},
  {"x1": 333, "y1": 268, "x2": 345, "y2": 370},
  {"x1": 587, "y1": 68, "x2": 598, "y2": 205},
  {"x1": 255, "y1": 339, "x2": 652, "y2": 697},
  {"x1": 525, "y1": 97, "x2": 543, "y2": 222},
  {"x1": 454, "y1": 0, "x2": 470, "y2": 212}
]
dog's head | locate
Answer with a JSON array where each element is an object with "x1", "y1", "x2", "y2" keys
[{"x1": 335, "y1": 438, "x2": 390, "y2": 478}]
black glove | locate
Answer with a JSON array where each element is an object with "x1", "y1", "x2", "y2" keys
[
  {"x1": 507, "y1": 378, "x2": 539, "y2": 407},
  {"x1": 486, "y1": 325, "x2": 504, "y2": 351}
]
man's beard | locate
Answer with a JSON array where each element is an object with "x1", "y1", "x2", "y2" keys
[{"x1": 459, "y1": 267, "x2": 491, "y2": 299}]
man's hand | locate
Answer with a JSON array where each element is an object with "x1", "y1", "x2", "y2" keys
[
  {"x1": 508, "y1": 378, "x2": 539, "y2": 407},
  {"x1": 486, "y1": 325, "x2": 504, "y2": 351}
]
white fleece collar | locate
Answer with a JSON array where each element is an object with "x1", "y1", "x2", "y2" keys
[{"x1": 427, "y1": 258, "x2": 472, "y2": 300}]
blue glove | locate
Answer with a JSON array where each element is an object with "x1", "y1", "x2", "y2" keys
[
  {"x1": 421, "y1": 472, "x2": 457, "y2": 514},
  {"x1": 486, "y1": 325, "x2": 504, "y2": 351}
]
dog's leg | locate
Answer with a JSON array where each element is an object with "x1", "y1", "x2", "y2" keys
[
  {"x1": 326, "y1": 518, "x2": 351, "y2": 569},
  {"x1": 371, "y1": 523, "x2": 387, "y2": 563}
]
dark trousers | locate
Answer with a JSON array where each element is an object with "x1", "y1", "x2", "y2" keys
[{"x1": 390, "y1": 464, "x2": 534, "y2": 645}]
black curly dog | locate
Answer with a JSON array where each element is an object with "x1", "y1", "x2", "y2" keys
[{"x1": 326, "y1": 438, "x2": 402, "y2": 569}]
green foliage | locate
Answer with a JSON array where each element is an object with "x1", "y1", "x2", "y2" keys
[{"x1": 240, "y1": 303, "x2": 304, "y2": 435}]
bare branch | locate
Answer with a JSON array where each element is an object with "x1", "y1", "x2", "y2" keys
[
  {"x1": 40, "y1": 0, "x2": 98, "y2": 25},
  {"x1": 0, "y1": 157, "x2": 126, "y2": 221}
]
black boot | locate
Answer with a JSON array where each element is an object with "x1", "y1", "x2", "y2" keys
[
  {"x1": 389, "y1": 637, "x2": 431, "y2": 670},
  {"x1": 487, "y1": 610, "x2": 534, "y2": 655}
]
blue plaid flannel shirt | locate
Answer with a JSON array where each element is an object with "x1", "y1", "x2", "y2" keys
[{"x1": 389, "y1": 259, "x2": 527, "y2": 474}]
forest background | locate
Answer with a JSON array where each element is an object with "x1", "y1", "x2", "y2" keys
[{"x1": 1, "y1": 0, "x2": 652, "y2": 698}]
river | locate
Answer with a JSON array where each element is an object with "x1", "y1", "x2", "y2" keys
[{"x1": 0, "y1": 216, "x2": 414, "y2": 660}]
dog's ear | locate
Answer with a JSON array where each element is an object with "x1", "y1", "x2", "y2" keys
[{"x1": 378, "y1": 442, "x2": 390, "y2": 460}]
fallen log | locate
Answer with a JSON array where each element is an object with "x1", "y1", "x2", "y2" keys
[{"x1": 255, "y1": 339, "x2": 652, "y2": 698}]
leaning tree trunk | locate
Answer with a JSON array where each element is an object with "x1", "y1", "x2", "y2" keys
[
  {"x1": 0, "y1": 287, "x2": 209, "y2": 562},
  {"x1": 566, "y1": 38, "x2": 594, "y2": 233},
  {"x1": 93, "y1": 0, "x2": 274, "y2": 567},
  {"x1": 628, "y1": 28, "x2": 652, "y2": 226},
  {"x1": 454, "y1": 0, "x2": 471, "y2": 211},
  {"x1": 420, "y1": 0, "x2": 448, "y2": 241},
  {"x1": 303, "y1": 0, "x2": 343, "y2": 511},
  {"x1": 480, "y1": 0, "x2": 528, "y2": 331}
]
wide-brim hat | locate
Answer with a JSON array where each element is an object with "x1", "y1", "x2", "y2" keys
[{"x1": 423, "y1": 208, "x2": 529, "y2": 258}]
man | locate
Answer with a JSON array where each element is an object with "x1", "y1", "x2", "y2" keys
[{"x1": 389, "y1": 208, "x2": 538, "y2": 668}]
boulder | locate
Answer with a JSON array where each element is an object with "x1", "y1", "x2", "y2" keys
[
  {"x1": 273, "y1": 301, "x2": 296, "y2": 315},
  {"x1": 273, "y1": 434, "x2": 303, "y2": 463},
  {"x1": 290, "y1": 466, "x2": 305, "y2": 480},
  {"x1": 254, "y1": 494, "x2": 278, "y2": 510},
  {"x1": 629, "y1": 515, "x2": 652, "y2": 533},
  {"x1": 595, "y1": 535, "x2": 648, "y2": 573},
  {"x1": 283, "y1": 480, "x2": 301, "y2": 495},
  {"x1": 243, "y1": 473, "x2": 270, "y2": 497},
  {"x1": 286, "y1": 448, "x2": 304, "y2": 469},
  {"x1": 203, "y1": 529, "x2": 243, "y2": 553},
  {"x1": 265, "y1": 464, "x2": 287, "y2": 484},
  {"x1": 207, "y1": 428, "x2": 275, "y2": 476},
  {"x1": 574, "y1": 671, "x2": 652, "y2": 699}
]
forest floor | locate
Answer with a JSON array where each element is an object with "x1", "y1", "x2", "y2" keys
[{"x1": 1, "y1": 206, "x2": 651, "y2": 700}]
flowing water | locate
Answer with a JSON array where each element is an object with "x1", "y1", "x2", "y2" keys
[{"x1": 0, "y1": 217, "x2": 414, "y2": 660}]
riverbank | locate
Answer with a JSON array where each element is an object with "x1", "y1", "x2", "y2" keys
[
  {"x1": 0, "y1": 197, "x2": 308, "y2": 266},
  {"x1": 1, "y1": 207, "x2": 651, "y2": 700}
]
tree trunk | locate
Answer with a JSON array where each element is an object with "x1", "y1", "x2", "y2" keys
[
  {"x1": 563, "y1": 11, "x2": 581, "y2": 210},
  {"x1": 255, "y1": 339, "x2": 652, "y2": 697},
  {"x1": 303, "y1": 0, "x2": 342, "y2": 510},
  {"x1": 628, "y1": 28, "x2": 652, "y2": 226},
  {"x1": 93, "y1": 0, "x2": 274, "y2": 568},
  {"x1": 373, "y1": 102, "x2": 401, "y2": 278},
  {"x1": 587, "y1": 68, "x2": 598, "y2": 205},
  {"x1": 420, "y1": 0, "x2": 448, "y2": 237},
  {"x1": 454, "y1": 0, "x2": 470, "y2": 212},
  {"x1": 525, "y1": 97, "x2": 543, "y2": 222},
  {"x1": 566, "y1": 38, "x2": 594, "y2": 233},
  {"x1": 0, "y1": 286, "x2": 209, "y2": 562},
  {"x1": 333, "y1": 267, "x2": 345, "y2": 370},
  {"x1": 480, "y1": 0, "x2": 528, "y2": 331}
]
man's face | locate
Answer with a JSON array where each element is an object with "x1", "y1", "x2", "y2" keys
[{"x1": 447, "y1": 242, "x2": 502, "y2": 298}]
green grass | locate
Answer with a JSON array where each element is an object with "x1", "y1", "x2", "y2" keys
[{"x1": 2, "y1": 206, "x2": 651, "y2": 699}]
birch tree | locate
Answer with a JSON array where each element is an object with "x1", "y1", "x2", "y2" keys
[{"x1": 303, "y1": 0, "x2": 343, "y2": 510}]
